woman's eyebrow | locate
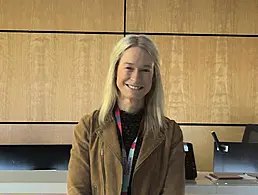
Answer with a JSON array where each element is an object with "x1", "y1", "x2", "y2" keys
[
  {"x1": 123, "y1": 62, "x2": 134, "y2": 65},
  {"x1": 143, "y1": 64, "x2": 152, "y2": 68},
  {"x1": 122, "y1": 62, "x2": 153, "y2": 68}
]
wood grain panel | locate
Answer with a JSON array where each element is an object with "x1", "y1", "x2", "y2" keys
[
  {"x1": 127, "y1": 0, "x2": 258, "y2": 34},
  {"x1": 0, "y1": 33, "x2": 122, "y2": 121},
  {"x1": 0, "y1": 0, "x2": 123, "y2": 32},
  {"x1": 150, "y1": 36, "x2": 258, "y2": 123},
  {"x1": 0, "y1": 124, "x2": 74, "y2": 144},
  {"x1": 181, "y1": 125, "x2": 245, "y2": 171}
]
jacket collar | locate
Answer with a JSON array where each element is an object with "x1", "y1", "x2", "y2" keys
[
  {"x1": 96, "y1": 115, "x2": 122, "y2": 163},
  {"x1": 95, "y1": 111, "x2": 165, "y2": 169}
]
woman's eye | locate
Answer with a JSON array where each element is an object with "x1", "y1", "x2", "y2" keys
[
  {"x1": 142, "y1": 69, "x2": 150, "y2": 72},
  {"x1": 125, "y1": 67, "x2": 132, "y2": 70}
]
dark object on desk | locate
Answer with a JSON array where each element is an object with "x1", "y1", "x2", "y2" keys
[
  {"x1": 209, "y1": 173, "x2": 243, "y2": 180},
  {"x1": 211, "y1": 131, "x2": 228, "y2": 153},
  {"x1": 184, "y1": 142, "x2": 197, "y2": 180},
  {"x1": 242, "y1": 124, "x2": 258, "y2": 143},
  {"x1": 0, "y1": 144, "x2": 72, "y2": 170},
  {"x1": 246, "y1": 173, "x2": 258, "y2": 179},
  {"x1": 213, "y1": 142, "x2": 258, "y2": 173}
]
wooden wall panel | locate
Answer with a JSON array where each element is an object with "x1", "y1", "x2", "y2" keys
[
  {"x1": 181, "y1": 125, "x2": 245, "y2": 171},
  {"x1": 0, "y1": 124, "x2": 74, "y2": 144},
  {"x1": 0, "y1": 33, "x2": 122, "y2": 121},
  {"x1": 127, "y1": 0, "x2": 258, "y2": 34},
  {"x1": 0, "y1": 123, "x2": 245, "y2": 171},
  {"x1": 150, "y1": 36, "x2": 258, "y2": 123},
  {"x1": 0, "y1": 0, "x2": 123, "y2": 32}
]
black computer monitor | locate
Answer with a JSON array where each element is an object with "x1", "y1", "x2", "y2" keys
[
  {"x1": 213, "y1": 142, "x2": 258, "y2": 173},
  {"x1": 0, "y1": 144, "x2": 72, "y2": 170}
]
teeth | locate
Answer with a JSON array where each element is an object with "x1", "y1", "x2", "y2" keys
[{"x1": 127, "y1": 84, "x2": 141, "y2": 90}]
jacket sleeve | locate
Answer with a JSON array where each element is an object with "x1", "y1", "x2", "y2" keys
[
  {"x1": 67, "y1": 115, "x2": 92, "y2": 195},
  {"x1": 161, "y1": 121, "x2": 185, "y2": 195}
]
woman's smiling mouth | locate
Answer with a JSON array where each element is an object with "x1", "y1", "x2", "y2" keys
[{"x1": 126, "y1": 84, "x2": 143, "y2": 90}]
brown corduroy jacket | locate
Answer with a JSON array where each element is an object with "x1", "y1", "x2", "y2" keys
[{"x1": 67, "y1": 110, "x2": 185, "y2": 195}]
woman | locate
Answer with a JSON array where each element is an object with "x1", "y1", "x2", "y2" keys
[{"x1": 67, "y1": 35, "x2": 185, "y2": 195}]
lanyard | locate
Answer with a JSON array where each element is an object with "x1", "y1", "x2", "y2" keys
[{"x1": 115, "y1": 107, "x2": 138, "y2": 195}]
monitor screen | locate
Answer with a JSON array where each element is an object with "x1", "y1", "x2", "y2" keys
[
  {"x1": 213, "y1": 142, "x2": 258, "y2": 173},
  {"x1": 0, "y1": 145, "x2": 72, "y2": 170},
  {"x1": 184, "y1": 144, "x2": 189, "y2": 152}
]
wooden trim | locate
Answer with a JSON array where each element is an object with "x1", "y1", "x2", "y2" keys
[{"x1": 0, "y1": 124, "x2": 75, "y2": 144}]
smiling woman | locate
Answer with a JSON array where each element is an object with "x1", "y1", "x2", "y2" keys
[
  {"x1": 67, "y1": 35, "x2": 185, "y2": 195},
  {"x1": 116, "y1": 46, "x2": 154, "y2": 113}
]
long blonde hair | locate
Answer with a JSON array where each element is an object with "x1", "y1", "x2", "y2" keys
[{"x1": 99, "y1": 35, "x2": 165, "y2": 132}]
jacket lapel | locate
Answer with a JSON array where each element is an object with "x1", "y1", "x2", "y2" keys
[
  {"x1": 96, "y1": 116, "x2": 123, "y2": 164},
  {"x1": 134, "y1": 127, "x2": 165, "y2": 172},
  {"x1": 95, "y1": 111, "x2": 165, "y2": 171}
]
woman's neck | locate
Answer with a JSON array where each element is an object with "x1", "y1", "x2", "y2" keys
[{"x1": 117, "y1": 98, "x2": 144, "y2": 113}]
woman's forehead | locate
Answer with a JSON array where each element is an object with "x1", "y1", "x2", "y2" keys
[{"x1": 120, "y1": 47, "x2": 153, "y2": 66}]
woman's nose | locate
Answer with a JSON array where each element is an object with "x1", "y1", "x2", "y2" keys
[{"x1": 130, "y1": 70, "x2": 140, "y2": 81}]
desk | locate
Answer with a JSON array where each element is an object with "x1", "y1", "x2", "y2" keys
[
  {"x1": 186, "y1": 172, "x2": 258, "y2": 195},
  {"x1": 0, "y1": 171, "x2": 257, "y2": 194},
  {"x1": 0, "y1": 170, "x2": 66, "y2": 194}
]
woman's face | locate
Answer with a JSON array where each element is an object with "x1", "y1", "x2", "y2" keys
[{"x1": 116, "y1": 46, "x2": 154, "y2": 101}]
